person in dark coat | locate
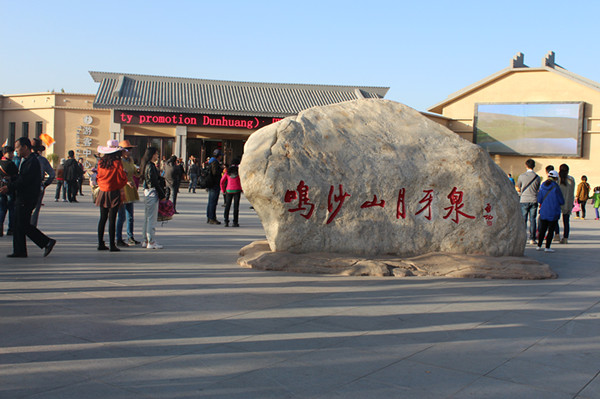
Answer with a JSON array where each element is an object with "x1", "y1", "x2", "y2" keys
[
  {"x1": 0, "y1": 145, "x2": 18, "y2": 236},
  {"x1": 206, "y1": 149, "x2": 223, "y2": 224},
  {"x1": 164, "y1": 155, "x2": 182, "y2": 213},
  {"x1": 63, "y1": 150, "x2": 82, "y2": 203},
  {"x1": 536, "y1": 170, "x2": 564, "y2": 253},
  {"x1": 0, "y1": 137, "x2": 56, "y2": 257}
]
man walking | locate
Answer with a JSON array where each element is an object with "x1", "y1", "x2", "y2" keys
[
  {"x1": 517, "y1": 159, "x2": 541, "y2": 245},
  {"x1": 0, "y1": 137, "x2": 56, "y2": 258}
]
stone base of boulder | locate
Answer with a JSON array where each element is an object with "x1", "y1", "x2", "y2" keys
[{"x1": 238, "y1": 241, "x2": 557, "y2": 280}]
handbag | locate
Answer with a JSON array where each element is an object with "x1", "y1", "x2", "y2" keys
[
  {"x1": 572, "y1": 200, "x2": 581, "y2": 213},
  {"x1": 158, "y1": 199, "x2": 175, "y2": 222}
]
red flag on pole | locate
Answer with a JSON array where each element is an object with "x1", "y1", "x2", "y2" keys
[{"x1": 39, "y1": 133, "x2": 55, "y2": 147}]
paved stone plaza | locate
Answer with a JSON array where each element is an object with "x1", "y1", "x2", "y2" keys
[{"x1": 1, "y1": 188, "x2": 599, "y2": 398}]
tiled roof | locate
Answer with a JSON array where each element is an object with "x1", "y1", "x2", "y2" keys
[{"x1": 90, "y1": 72, "x2": 389, "y2": 117}]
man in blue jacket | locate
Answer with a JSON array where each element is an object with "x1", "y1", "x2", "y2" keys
[{"x1": 537, "y1": 170, "x2": 564, "y2": 253}]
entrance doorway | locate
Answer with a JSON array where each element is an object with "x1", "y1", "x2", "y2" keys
[
  {"x1": 124, "y1": 136, "x2": 174, "y2": 165},
  {"x1": 185, "y1": 138, "x2": 246, "y2": 166}
]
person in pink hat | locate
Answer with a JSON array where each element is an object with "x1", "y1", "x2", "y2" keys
[{"x1": 95, "y1": 140, "x2": 127, "y2": 252}]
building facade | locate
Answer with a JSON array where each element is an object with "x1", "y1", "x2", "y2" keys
[
  {"x1": 0, "y1": 92, "x2": 110, "y2": 169},
  {"x1": 428, "y1": 52, "x2": 600, "y2": 185}
]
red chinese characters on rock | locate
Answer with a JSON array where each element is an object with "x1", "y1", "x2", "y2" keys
[
  {"x1": 283, "y1": 181, "x2": 480, "y2": 225},
  {"x1": 483, "y1": 203, "x2": 494, "y2": 226},
  {"x1": 396, "y1": 188, "x2": 406, "y2": 219},
  {"x1": 327, "y1": 185, "x2": 351, "y2": 224},
  {"x1": 361, "y1": 195, "x2": 385, "y2": 209},
  {"x1": 443, "y1": 187, "x2": 475, "y2": 224},
  {"x1": 415, "y1": 189, "x2": 434, "y2": 220},
  {"x1": 284, "y1": 180, "x2": 315, "y2": 219}
]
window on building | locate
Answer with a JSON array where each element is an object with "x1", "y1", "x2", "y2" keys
[
  {"x1": 22, "y1": 122, "x2": 29, "y2": 138},
  {"x1": 8, "y1": 122, "x2": 16, "y2": 145},
  {"x1": 36, "y1": 121, "x2": 43, "y2": 137}
]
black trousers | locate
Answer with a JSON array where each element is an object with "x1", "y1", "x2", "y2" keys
[
  {"x1": 538, "y1": 219, "x2": 558, "y2": 249},
  {"x1": 13, "y1": 201, "x2": 51, "y2": 256},
  {"x1": 66, "y1": 180, "x2": 78, "y2": 202},
  {"x1": 224, "y1": 192, "x2": 241, "y2": 223},
  {"x1": 98, "y1": 206, "x2": 119, "y2": 247}
]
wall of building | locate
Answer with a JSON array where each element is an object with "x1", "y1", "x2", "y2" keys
[
  {"x1": 0, "y1": 93, "x2": 110, "y2": 168},
  {"x1": 430, "y1": 68, "x2": 600, "y2": 188}
]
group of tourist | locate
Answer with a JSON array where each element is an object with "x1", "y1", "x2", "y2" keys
[
  {"x1": 516, "y1": 158, "x2": 596, "y2": 252},
  {"x1": 54, "y1": 152, "x2": 85, "y2": 203},
  {"x1": 90, "y1": 142, "x2": 242, "y2": 252},
  {"x1": 1, "y1": 136, "x2": 246, "y2": 257}
]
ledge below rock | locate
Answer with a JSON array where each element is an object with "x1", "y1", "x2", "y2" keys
[{"x1": 238, "y1": 241, "x2": 557, "y2": 280}]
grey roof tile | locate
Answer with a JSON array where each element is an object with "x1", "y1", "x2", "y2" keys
[{"x1": 90, "y1": 71, "x2": 389, "y2": 117}]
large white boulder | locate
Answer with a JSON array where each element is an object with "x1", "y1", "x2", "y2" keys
[{"x1": 240, "y1": 99, "x2": 525, "y2": 257}]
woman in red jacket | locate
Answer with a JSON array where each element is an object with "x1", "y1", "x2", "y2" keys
[{"x1": 95, "y1": 140, "x2": 128, "y2": 251}]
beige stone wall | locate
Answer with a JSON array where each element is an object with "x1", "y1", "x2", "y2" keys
[
  {"x1": 429, "y1": 68, "x2": 600, "y2": 189},
  {"x1": 0, "y1": 93, "x2": 110, "y2": 168}
]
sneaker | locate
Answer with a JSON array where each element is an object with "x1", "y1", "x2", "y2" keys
[
  {"x1": 528, "y1": 239, "x2": 536, "y2": 245},
  {"x1": 128, "y1": 237, "x2": 141, "y2": 245},
  {"x1": 224, "y1": 221, "x2": 229, "y2": 227},
  {"x1": 232, "y1": 222, "x2": 240, "y2": 227},
  {"x1": 553, "y1": 235, "x2": 560, "y2": 242},
  {"x1": 544, "y1": 248, "x2": 555, "y2": 253},
  {"x1": 536, "y1": 247, "x2": 543, "y2": 251},
  {"x1": 208, "y1": 219, "x2": 221, "y2": 225},
  {"x1": 63, "y1": 199, "x2": 68, "y2": 202},
  {"x1": 147, "y1": 242, "x2": 163, "y2": 249},
  {"x1": 141, "y1": 241, "x2": 148, "y2": 248},
  {"x1": 560, "y1": 238, "x2": 568, "y2": 244},
  {"x1": 116, "y1": 240, "x2": 129, "y2": 247}
]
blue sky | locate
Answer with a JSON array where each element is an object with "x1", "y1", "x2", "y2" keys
[{"x1": 1, "y1": 0, "x2": 598, "y2": 111}]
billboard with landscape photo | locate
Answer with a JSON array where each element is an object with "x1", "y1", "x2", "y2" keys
[{"x1": 474, "y1": 102, "x2": 583, "y2": 157}]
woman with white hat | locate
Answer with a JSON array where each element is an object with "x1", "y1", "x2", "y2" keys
[{"x1": 95, "y1": 140, "x2": 128, "y2": 251}]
